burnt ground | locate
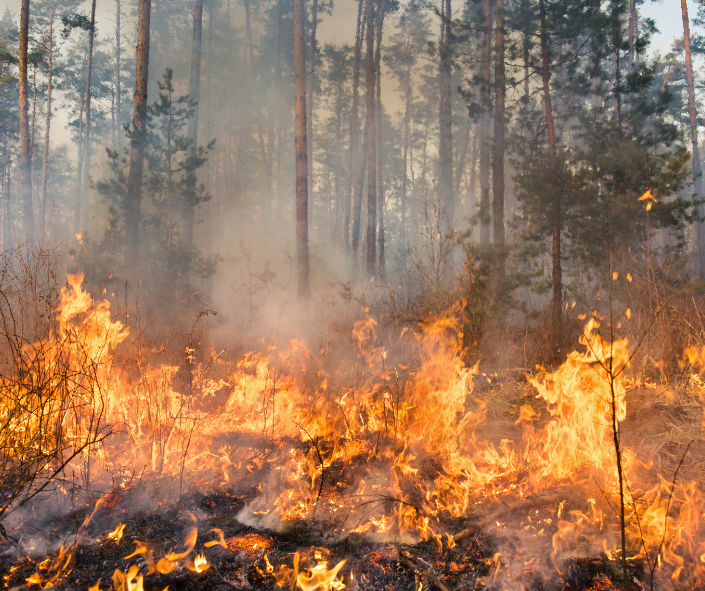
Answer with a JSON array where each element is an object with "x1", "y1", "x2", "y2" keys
[{"x1": 0, "y1": 483, "x2": 646, "y2": 591}]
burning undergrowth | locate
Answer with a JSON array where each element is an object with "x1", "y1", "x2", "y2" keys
[{"x1": 0, "y1": 274, "x2": 704, "y2": 590}]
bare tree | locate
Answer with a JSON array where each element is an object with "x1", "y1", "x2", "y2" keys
[
  {"x1": 294, "y1": 0, "x2": 310, "y2": 297},
  {"x1": 680, "y1": 0, "x2": 704, "y2": 276},
  {"x1": 350, "y1": 0, "x2": 365, "y2": 255},
  {"x1": 438, "y1": 0, "x2": 453, "y2": 231},
  {"x1": 375, "y1": 0, "x2": 387, "y2": 268},
  {"x1": 363, "y1": 0, "x2": 376, "y2": 273},
  {"x1": 184, "y1": 0, "x2": 204, "y2": 250},
  {"x1": 492, "y1": 0, "x2": 505, "y2": 256},
  {"x1": 40, "y1": 3, "x2": 56, "y2": 234},
  {"x1": 479, "y1": 0, "x2": 491, "y2": 242},
  {"x1": 19, "y1": 0, "x2": 35, "y2": 239},
  {"x1": 77, "y1": 0, "x2": 97, "y2": 235},
  {"x1": 307, "y1": 0, "x2": 318, "y2": 195},
  {"x1": 539, "y1": 0, "x2": 561, "y2": 334}
]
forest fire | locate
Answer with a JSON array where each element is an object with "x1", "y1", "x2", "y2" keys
[{"x1": 0, "y1": 273, "x2": 703, "y2": 591}]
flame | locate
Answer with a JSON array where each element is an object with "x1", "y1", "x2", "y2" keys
[
  {"x1": 8, "y1": 274, "x2": 705, "y2": 588},
  {"x1": 266, "y1": 551, "x2": 346, "y2": 591},
  {"x1": 111, "y1": 565, "x2": 144, "y2": 591},
  {"x1": 156, "y1": 515, "x2": 198, "y2": 574},
  {"x1": 108, "y1": 523, "x2": 126, "y2": 543},
  {"x1": 204, "y1": 528, "x2": 227, "y2": 549},
  {"x1": 187, "y1": 554, "x2": 210, "y2": 573}
]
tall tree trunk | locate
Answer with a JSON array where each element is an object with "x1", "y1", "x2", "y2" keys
[
  {"x1": 294, "y1": 0, "x2": 310, "y2": 297},
  {"x1": 124, "y1": 0, "x2": 152, "y2": 256},
  {"x1": 539, "y1": 0, "x2": 561, "y2": 336},
  {"x1": 184, "y1": 0, "x2": 204, "y2": 250},
  {"x1": 682, "y1": 0, "x2": 705, "y2": 276},
  {"x1": 628, "y1": 0, "x2": 636, "y2": 73},
  {"x1": 364, "y1": 0, "x2": 376, "y2": 273},
  {"x1": 30, "y1": 65, "x2": 38, "y2": 153},
  {"x1": 3, "y1": 135, "x2": 12, "y2": 250},
  {"x1": 41, "y1": 11, "x2": 54, "y2": 233},
  {"x1": 19, "y1": 0, "x2": 34, "y2": 239},
  {"x1": 80, "y1": 0, "x2": 97, "y2": 235},
  {"x1": 333, "y1": 79, "x2": 343, "y2": 245},
  {"x1": 270, "y1": 0, "x2": 282, "y2": 215},
  {"x1": 400, "y1": 53, "x2": 412, "y2": 238},
  {"x1": 375, "y1": 0, "x2": 386, "y2": 268},
  {"x1": 115, "y1": 0, "x2": 121, "y2": 147},
  {"x1": 438, "y1": 0, "x2": 453, "y2": 231},
  {"x1": 479, "y1": 0, "x2": 491, "y2": 242},
  {"x1": 307, "y1": 0, "x2": 318, "y2": 196},
  {"x1": 492, "y1": 0, "x2": 505, "y2": 257},
  {"x1": 611, "y1": 0, "x2": 621, "y2": 124},
  {"x1": 454, "y1": 122, "x2": 470, "y2": 198},
  {"x1": 347, "y1": 0, "x2": 364, "y2": 251}
]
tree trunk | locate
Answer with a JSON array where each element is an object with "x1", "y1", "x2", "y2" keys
[
  {"x1": 19, "y1": 0, "x2": 34, "y2": 239},
  {"x1": 307, "y1": 0, "x2": 318, "y2": 197},
  {"x1": 363, "y1": 0, "x2": 376, "y2": 273},
  {"x1": 41, "y1": 12, "x2": 54, "y2": 233},
  {"x1": 30, "y1": 65, "x2": 38, "y2": 154},
  {"x1": 184, "y1": 0, "x2": 204, "y2": 250},
  {"x1": 375, "y1": 0, "x2": 386, "y2": 268},
  {"x1": 294, "y1": 0, "x2": 310, "y2": 297},
  {"x1": 3, "y1": 135, "x2": 12, "y2": 250},
  {"x1": 333, "y1": 79, "x2": 343, "y2": 245},
  {"x1": 115, "y1": 0, "x2": 121, "y2": 147},
  {"x1": 80, "y1": 0, "x2": 97, "y2": 235},
  {"x1": 347, "y1": 0, "x2": 364, "y2": 251},
  {"x1": 492, "y1": 0, "x2": 505, "y2": 255},
  {"x1": 539, "y1": 0, "x2": 561, "y2": 335},
  {"x1": 124, "y1": 0, "x2": 152, "y2": 256},
  {"x1": 438, "y1": 0, "x2": 453, "y2": 232},
  {"x1": 628, "y1": 0, "x2": 636, "y2": 73},
  {"x1": 454, "y1": 122, "x2": 470, "y2": 199},
  {"x1": 682, "y1": 0, "x2": 705, "y2": 276},
  {"x1": 273, "y1": 0, "x2": 282, "y2": 210},
  {"x1": 400, "y1": 54, "x2": 412, "y2": 238},
  {"x1": 611, "y1": 0, "x2": 621, "y2": 124},
  {"x1": 479, "y1": 0, "x2": 491, "y2": 243}
]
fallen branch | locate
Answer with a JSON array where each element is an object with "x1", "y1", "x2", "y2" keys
[{"x1": 399, "y1": 555, "x2": 450, "y2": 591}]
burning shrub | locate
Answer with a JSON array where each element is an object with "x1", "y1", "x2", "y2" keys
[{"x1": 0, "y1": 272, "x2": 127, "y2": 520}]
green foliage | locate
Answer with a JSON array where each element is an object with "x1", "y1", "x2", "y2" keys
[{"x1": 97, "y1": 69, "x2": 217, "y2": 301}]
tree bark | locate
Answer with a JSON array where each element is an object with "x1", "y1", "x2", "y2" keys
[
  {"x1": 438, "y1": 0, "x2": 453, "y2": 232},
  {"x1": 124, "y1": 0, "x2": 152, "y2": 256},
  {"x1": 400, "y1": 53, "x2": 412, "y2": 238},
  {"x1": 333, "y1": 78, "x2": 343, "y2": 245},
  {"x1": 375, "y1": 0, "x2": 386, "y2": 268},
  {"x1": 611, "y1": 0, "x2": 621, "y2": 124},
  {"x1": 479, "y1": 0, "x2": 491, "y2": 242},
  {"x1": 628, "y1": 0, "x2": 636, "y2": 73},
  {"x1": 492, "y1": 0, "x2": 505, "y2": 253},
  {"x1": 539, "y1": 0, "x2": 561, "y2": 335},
  {"x1": 294, "y1": 0, "x2": 310, "y2": 297},
  {"x1": 79, "y1": 0, "x2": 97, "y2": 235},
  {"x1": 681, "y1": 0, "x2": 705, "y2": 276},
  {"x1": 347, "y1": 0, "x2": 364, "y2": 252},
  {"x1": 364, "y1": 0, "x2": 376, "y2": 273},
  {"x1": 184, "y1": 0, "x2": 204, "y2": 250},
  {"x1": 307, "y1": 0, "x2": 318, "y2": 196},
  {"x1": 41, "y1": 11, "x2": 54, "y2": 233},
  {"x1": 115, "y1": 0, "x2": 121, "y2": 147},
  {"x1": 19, "y1": 0, "x2": 34, "y2": 239}
]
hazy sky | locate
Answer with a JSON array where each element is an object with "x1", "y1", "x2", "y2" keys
[{"x1": 1, "y1": 0, "x2": 700, "y2": 52}]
